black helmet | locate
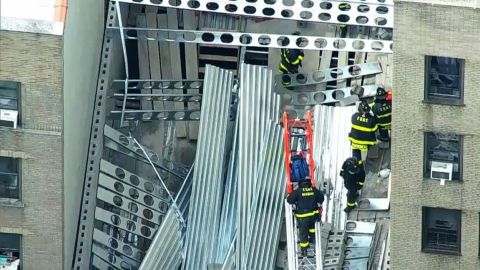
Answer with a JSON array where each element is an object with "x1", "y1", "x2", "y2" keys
[
  {"x1": 299, "y1": 179, "x2": 312, "y2": 187},
  {"x1": 376, "y1": 87, "x2": 387, "y2": 99},
  {"x1": 358, "y1": 100, "x2": 370, "y2": 114},
  {"x1": 344, "y1": 157, "x2": 360, "y2": 174}
]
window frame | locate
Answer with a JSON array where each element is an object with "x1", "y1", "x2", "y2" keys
[
  {"x1": 0, "y1": 81, "x2": 21, "y2": 127},
  {"x1": 423, "y1": 132, "x2": 463, "y2": 182},
  {"x1": 424, "y1": 55, "x2": 465, "y2": 105},
  {"x1": 422, "y1": 207, "x2": 461, "y2": 255},
  {"x1": 0, "y1": 157, "x2": 21, "y2": 200},
  {"x1": 0, "y1": 232, "x2": 22, "y2": 267}
]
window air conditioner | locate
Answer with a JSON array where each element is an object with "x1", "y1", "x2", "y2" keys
[
  {"x1": 0, "y1": 109, "x2": 18, "y2": 129},
  {"x1": 430, "y1": 161, "x2": 453, "y2": 181}
]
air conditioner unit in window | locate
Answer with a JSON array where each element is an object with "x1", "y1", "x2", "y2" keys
[
  {"x1": 0, "y1": 109, "x2": 18, "y2": 129},
  {"x1": 430, "y1": 161, "x2": 453, "y2": 181}
]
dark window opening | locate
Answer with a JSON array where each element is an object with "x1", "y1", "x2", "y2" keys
[
  {"x1": 425, "y1": 56, "x2": 464, "y2": 105},
  {"x1": 0, "y1": 81, "x2": 21, "y2": 127},
  {"x1": 0, "y1": 157, "x2": 20, "y2": 199},
  {"x1": 424, "y1": 132, "x2": 463, "y2": 181},
  {"x1": 0, "y1": 233, "x2": 21, "y2": 268},
  {"x1": 422, "y1": 207, "x2": 461, "y2": 255}
]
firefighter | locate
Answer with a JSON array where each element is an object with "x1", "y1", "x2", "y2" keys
[
  {"x1": 279, "y1": 32, "x2": 305, "y2": 88},
  {"x1": 340, "y1": 157, "x2": 365, "y2": 213},
  {"x1": 371, "y1": 87, "x2": 392, "y2": 142},
  {"x1": 338, "y1": 3, "x2": 351, "y2": 38},
  {"x1": 287, "y1": 179, "x2": 324, "y2": 257},
  {"x1": 348, "y1": 100, "x2": 378, "y2": 161}
]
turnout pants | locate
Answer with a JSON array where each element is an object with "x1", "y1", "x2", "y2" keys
[
  {"x1": 297, "y1": 215, "x2": 317, "y2": 249},
  {"x1": 346, "y1": 187, "x2": 359, "y2": 207}
]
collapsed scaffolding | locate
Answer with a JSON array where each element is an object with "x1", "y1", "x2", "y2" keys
[{"x1": 72, "y1": 1, "x2": 393, "y2": 269}]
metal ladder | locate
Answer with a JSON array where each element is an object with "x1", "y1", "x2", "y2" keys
[{"x1": 285, "y1": 200, "x2": 323, "y2": 270}]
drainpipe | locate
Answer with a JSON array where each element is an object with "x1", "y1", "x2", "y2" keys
[{"x1": 54, "y1": 0, "x2": 68, "y2": 23}]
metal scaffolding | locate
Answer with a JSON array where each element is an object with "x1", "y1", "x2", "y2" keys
[
  {"x1": 117, "y1": 0, "x2": 394, "y2": 28},
  {"x1": 183, "y1": 65, "x2": 235, "y2": 269}
]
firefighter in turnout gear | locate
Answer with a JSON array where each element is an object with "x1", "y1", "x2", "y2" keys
[
  {"x1": 338, "y1": 3, "x2": 351, "y2": 38},
  {"x1": 279, "y1": 32, "x2": 305, "y2": 88},
  {"x1": 287, "y1": 179, "x2": 324, "y2": 257},
  {"x1": 340, "y1": 157, "x2": 366, "y2": 213},
  {"x1": 371, "y1": 87, "x2": 391, "y2": 142},
  {"x1": 348, "y1": 100, "x2": 378, "y2": 161}
]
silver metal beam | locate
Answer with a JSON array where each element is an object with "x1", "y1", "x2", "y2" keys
[
  {"x1": 345, "y1": 221, "x2": 377, "y2": 235},
  {"x1": 110, "y1": 109, "x2": 201, "y2": 121},
  {"x1": 93, "y1": 228, "x2": 145, "y2": 263},
  {"x1": 92, "y1": 243, "x2": 140, "y2": 270},
  {"x1": 95, "y1": 207, "x2": 156, "y2": 239},
  {"x1": 278, "y1": 84, "x2": 382, "y2": 107},
  {"x1": 117, "y1": 0, "x2": 394, "y2": 28},
  {"x1": 244, "y1": 121, "x2": 285, "y2": 270},
  {"x1": 237, "y1": 63, "x2": 280, "y2": 269},
  {"x1": 138, "y1": 209, "x2": 184, "y2": 270},
  {"x1": 103, "y1": 125, "x2": 188, "y2": 179},
  {"x1": 73, "y1": 1, "x2": 120, "y2": 267},
  {"x1": 110, "y1": 27, "x2": 394, "y2": 54},
  {"x1": 113, "y1": 93, "x2": 202, "y2": 103},
  {"x1": 275, "y1": 62, "x2": 382, "y2": 87},
  {"x1": 112, "y1": 79, "x2": 203, "y2": 91},
  {"x1": 183, "y1": 65, "x2": 234, "y2": 270}
]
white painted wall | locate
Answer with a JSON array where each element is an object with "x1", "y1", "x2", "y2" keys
[
  {"x1": 63, "y1": 0, "x2": 104, "y2": 268},
  {"x1": 0, "y1": 0, "x2": 56, "y2": 21}
]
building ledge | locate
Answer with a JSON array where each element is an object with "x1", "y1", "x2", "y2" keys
[
  {"x1": 397, "y1": 0, "x2": 480, "y2": 9},
  {"x1": 0, "y1": 16, "x2": 64, "y2": 36},
  {"x1": 0, "y1": 199, "x2": 24, "y2": 208}
]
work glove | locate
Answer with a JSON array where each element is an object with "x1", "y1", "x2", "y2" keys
[{"x1": 317, "y1": 207, "x2": 323, "y2": 221}]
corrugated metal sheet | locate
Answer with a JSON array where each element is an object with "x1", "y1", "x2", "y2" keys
[
  {"x1": 243, "y1": 121, "x2": 286, "y2": 269},
  {"x1": 237, "y1": 63, "x2": 280, "y2": 268},
  {"x1": 137, "y1": 164, "x2": 194, "y2": 270},
  {"x1": 313, "y1": 105, "x2": 356, "y2": 229},
  {"x1": 183, "y1": 65, "x2": 235, "y2": 269}
]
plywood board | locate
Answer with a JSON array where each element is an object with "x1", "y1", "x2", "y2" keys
[
  {"x1": 167, "y1": 8, "x2": 187, "y2": 137},
  {"x1": 136, "y1": 15, "x2": 153, "y2": 112},
  {"x1": 184, "y1": 10, "x2": 200, "y2": 140},
  {"x1": 146, "y1": 7, "x2": 164, "y2": 115}
]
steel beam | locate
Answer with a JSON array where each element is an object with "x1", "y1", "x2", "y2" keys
[
  {"x1": 276, "y1": 62, "x2": 382, "y2": 87},
  {"x1": 110, "y1": 109, "x2": 201, "y2": 121},
  {"x1": 117, "y1": 0, "x2": 394, "y2": 28},
  {"x1": 110, "y1": 27, "x2": 394, "y2": 54},
  {"x1": 277, "y1": 84, "x2": 382, "y2": 108},
  {"x1": 72, "y1": 1, "x2": 120, "y2": 268}
]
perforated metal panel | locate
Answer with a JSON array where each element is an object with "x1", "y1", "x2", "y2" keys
[
  {"x1": 275, "y1": 62, "x2": 382, "y2": 87},
  {"x1": 277, "y1": 84, "x2": 382, "y2": 108},
  {"x1": 111, "y1": 27, "x2": 394, "y2": 54},
  {"x1": 118, "y1": 0, "x2": 394, "y2": 28}
]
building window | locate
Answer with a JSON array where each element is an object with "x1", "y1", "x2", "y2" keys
[
  {"x1": 425, "y1": 56, "x2": 464, "y2": 105},
  {"x1": 424, "y1": 132, "x2": 462, "y2": 181},
  {"x1": 0, "y1": 81, "x2": 21, "y2": 127},
  {"x1": 422, "y1": 207, "x2": 461, "y2": 255},
  {"x1": 0, "y1": 233, "x2": 21, "y2": 267},
  {"x1": 0, "y1": 157, "x2": 20, "y2": 199}
]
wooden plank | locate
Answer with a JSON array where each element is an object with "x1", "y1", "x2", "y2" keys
[
  {"x1": 336, "y1": 51, "x2": 349, "y2": 89},
  {"x1": 168, "y1": 8, "x2": 187, "y2": 137},
  {"x1": 317, "y1": 50, "x2": 332, "y2": 92},
  {"x1": 128, "y1": 4, "x2": 143, "y2": 26},
  {"x1": 136, "y1": 15, "x2": 152, "y2": 113},
  {"x1": 363, "y1": 53, "x2": 378, "y2": 86},
  {"x1": 146, "y1": 8, "x2": 165, "y2": 117},
  {"x1": 184, "y1": 10, "x2": 200, "y2": 140}
]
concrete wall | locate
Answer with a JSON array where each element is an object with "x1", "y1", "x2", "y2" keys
[
  {"x1": 392, "y1": 1, "x2": 480, "y2": 269},
  {"x1": 0, "y1": 30, "x2": 64, "y2": 269},
  {"x1": 63, "y1": 0, "x2": 105, "y2": 268}
]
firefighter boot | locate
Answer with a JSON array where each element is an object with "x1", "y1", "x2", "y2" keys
[{"x1": 344, "y1": 204, "x2": 356, "y2": 213}]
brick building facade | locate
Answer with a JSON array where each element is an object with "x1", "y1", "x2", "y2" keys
[
  {"x1": 392, "y1": 0, "x2": 480, "y2": 269},
  {"x1": 0, "y1": 30, "x2": 64, "y2": 269}
]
